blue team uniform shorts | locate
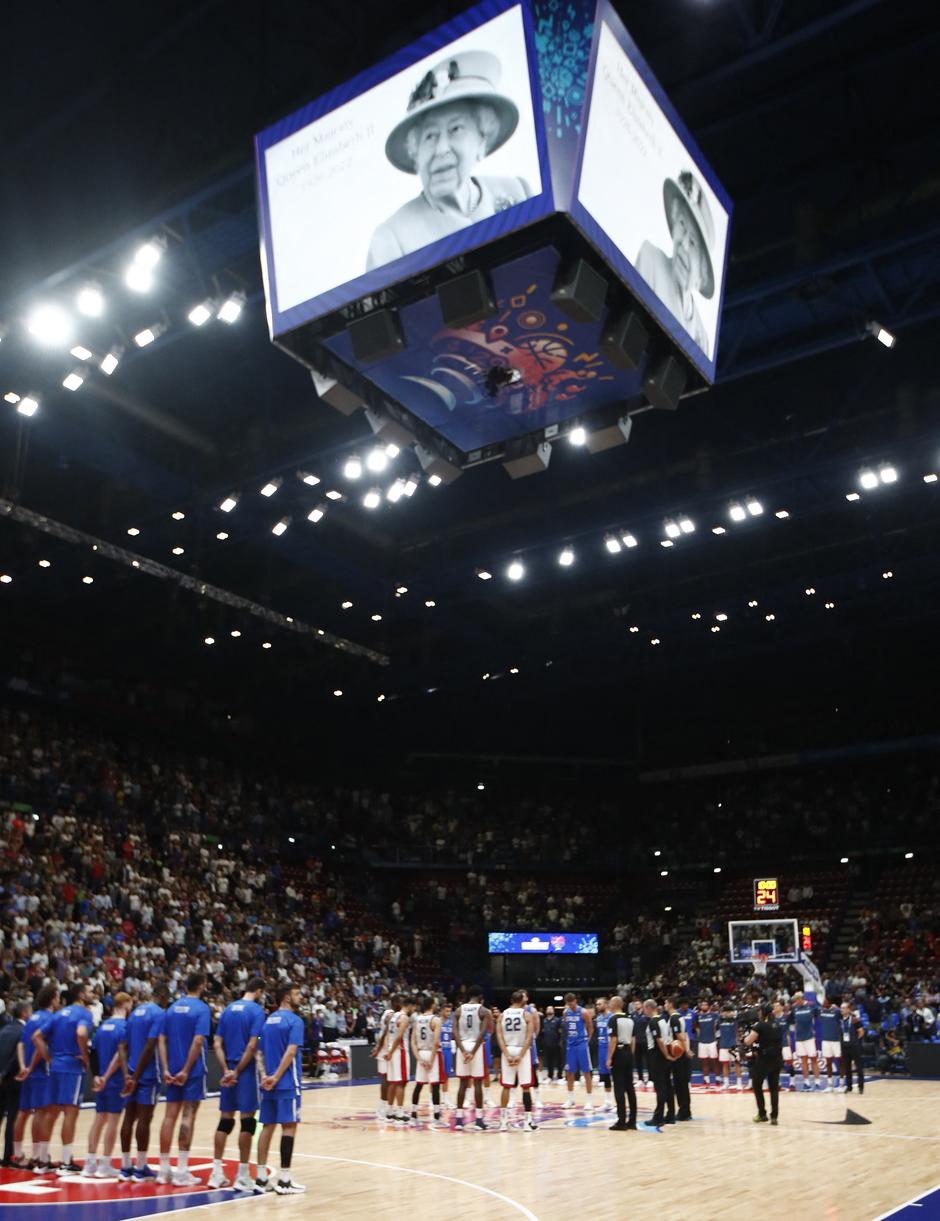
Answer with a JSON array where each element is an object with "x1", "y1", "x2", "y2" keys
[
  {"x1": 164, "y1": 1073, "x2": 207, "y2": 1103},
  {"x1": 259, "y1": 1092, "x2": 301, "y2": 1125},
  {"x1": 441, "y1": 1047, "x2": 454, "y2": 1077},
  {"x1": 219, "y1": 1068, "x2": 260, "y2": 1114},
  {"x1": 50, "y1": 1071, "x2": 85, "y2": 1108},
  {"x1": 129, "y1": 1079, "x2": 160, "y2": 1108},
  {"x1": 565, "y1": 1042, "x2": 592, "y2": 1075},
  {"x1": 20, "y1": 1071, "x2": 50, "y2": 1112},
  {"x1": 95, "y1": 1084, "x2": 126, "y2": 1115}
]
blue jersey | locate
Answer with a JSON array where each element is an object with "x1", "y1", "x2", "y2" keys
[
  {"x1": 21, "y1": 1008, "x2": 56, "y2": 1076},
  {"x1": 775, "y1": 1014, "x2": 791, "y2": 1047},
  {"x1": 595, "y1": 1012, "x2": 609, "y2": 1053},
  {"x1": 125, "y1": 1002, "x2": 165, "y2": 1083},
  {"x1": 164, "y1": 996, "x2": 211, "y2": 1078},
  {"x1": 259, "y1": 1008, "x2": 304, "y2": 1094},
  {"x1": 697, "y1": 1012, "x2": 718, "y2": 1043},
  {"x1": 440, "y1": 1018, "x2": 453, "y2": 1050},
  {"x1": 818, "y1": 1007, "x2": 840, "y2": 1042},
  {"x1": 50, "y1": 1005, "x2": 93, "y2": 1072},
  {"x1": 718, "y1": 1015, "x2": 737, "y2": 1049},
  {"x1": 793, "y1": 1003, "x2": 819, "y2": 1042},
  {"x1": 216, "y1": 999, "x2": 266, "y2": 1067},
  {"x1": 564, "y1": 1006, "x2": 588, "y2": 1047},
  {"x1": 93, "y1": 1016, "x2": 127, "y2": 1079}
]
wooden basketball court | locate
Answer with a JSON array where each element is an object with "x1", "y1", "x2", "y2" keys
[{"x1": 14, "y1": 1075, "x2": 937, "y2": 1221}]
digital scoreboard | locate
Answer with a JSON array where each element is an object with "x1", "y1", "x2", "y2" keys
[
  {"x1": 753, "y1": 878, "x2": 780, "y2": 912},
  {"x1": 487, "y1": 932, "x2": 598, "y2": 954}
]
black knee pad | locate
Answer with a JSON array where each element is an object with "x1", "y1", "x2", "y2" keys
[
  {"x1": 240, "y1": 1117, "x2": 257, "y2": 1136},
  {"x1": 216, "y1": 1117, "x2": 236, "y2": 1136}
]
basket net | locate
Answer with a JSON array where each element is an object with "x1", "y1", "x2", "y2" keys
[{"x1": 752, "y1": 953, "x2": 769, "y2": 977}]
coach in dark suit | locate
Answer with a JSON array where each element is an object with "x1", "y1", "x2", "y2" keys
[
  {"x1": 0, "y1": 1000, "x2": 29, "y2": 1164},
  {"x1": 541, "y1": 1008, "x2": 563, "y2": 1081},
  {"x1": 840, "y1": 1003, "x2": 866, "y2": 1094}
]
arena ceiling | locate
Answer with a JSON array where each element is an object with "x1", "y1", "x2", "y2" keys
[{"x1": 1, "y1": 0, "x2": 939, "y2": 766}]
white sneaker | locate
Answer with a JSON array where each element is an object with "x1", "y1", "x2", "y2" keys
[
  {"x1": 233, "y1": 1175, "x2": 258, "y2": 1193},
  {"x1": 156, "y1": 1168, "x2": 174, "y2": 1185},
  {"x1": 583, "y1": 1102, "x2": 593, "y2": 1112},
  {"x1": 274, "y1": 1177, "x2": 306, "y2": 1195},
  {"x1": 95, "y1": 1165, "x2": 121, "y2": 1179},
  {"x1": 561, "y1": 1098, "x2": 574, "y2": 1109},
  {"x1": 173, "y1": 1171, "x2": 201, "y2": 1187},
  {"x1": 81, "y1": 1164, "x2": 98, "y2": 1178},
  {"x1": 207, "y1": 1170, "x2": 231, "y2": 1189},
  {"x1": 499, "y1": 1119, "x2": 509, "y2": 1132},
  {"x1": 603, "y1": 1100, "x2": 613, "y2": 1112},
  {"x1": 524, "y1": 1117, "x2": 538, "y2": 1131}
]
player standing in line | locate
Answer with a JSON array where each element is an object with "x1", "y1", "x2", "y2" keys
[
  {"x1": 210, "y1": 976, "x2": 266, "y2": 1191},
  {"x1": 439, "y1": 1002, "x2": 454, "y2": 1109},
  {"x1": 454, "y1": 988, "x2": 491, "y2": 1129},
  {"x1": 256, "y1": 982, "x2": 305, "y2": 1195},
  {"x1": 717, "y1": 1004, "x2": 742, "y2": 1091},
  {"x1": 773, "y1": 1001, "x2": 795, "y2": 1090},
  {"x1": 521, "y1": 992, "x2": 543, "y2": 1111},
  {"x1": 817, "y1": 997, "x2": 842, "y2": 1091},
  {"x1": 46, "y1": 982, "x2": 93, "y2": 1173},
  {"x1": 496, "y1": 991, "x2": 538, "y2": 1132},
  {"x1": 482, "y1": 1008, "x2": 499, "y2": 1109},
  {"x1": 562, "y1": 992, "x2": 594, "y2": 1110},
  {"x1": 410, "y1": 995, "x2": 443, "y2": 1126},
  {"x1": 384, "y1": 996, "x2": 415, "y2": 1123},
  {"x1": 12, "y1": 984, "x2": 58, "y2": 1171},
  {"x1": 695, "y1": 1000, "x2": 719, "y2": 1087},
  {"x1": 370, "y1": 993, "x2": 398, "y2": 1121},
  {"x1": 158, "y1": 973, "x2": 211, "y2": 1186},
  {"x1": 593, "y1": 997, "x2": 613, "y2": 1112},
  {"x1": 83, "y1": 992, "x2": 132, "y2": 1178},
  {"x1": 790, "y1": 992, "x2": 821, "y2": 1091},
  {"x1": 119, "y1": 985, "x2": 168, "y2": 1180}
]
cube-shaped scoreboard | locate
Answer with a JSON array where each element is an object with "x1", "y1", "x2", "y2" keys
[{"x1": 255, "y1": 0, "x2": 732, "y2": 475}]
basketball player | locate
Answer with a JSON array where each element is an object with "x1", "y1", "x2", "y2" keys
[
  {"x1": 13, "y1": 983, "x2": 59, "y2": 1171},
  {"x1": 370, "y1": 993, "x2": 398, "y2": 1120},
  {"x1": 717, "y1": 1004, "x2": 742, "y2": 1091},
  {"x1": 45, "y1": 981, "x2": 93, "y2": 1173},
  {"x1": 790, "y1": 992, "x2": 821, "y2": 1090},
  {"x1": 773, "y1": 1000, "x2": 795, "y2": 1090},
  {"x1": 696, "y1": 1000, "x2": 719, "y2": 1087},
  {"x1": 496, "y1": 991, "x2": 538, "y2": 1132},
  {"x1": 593, "y1": 997, "x2": 613, "y2": 1112},
  {"x1": 521, "y1": 991, "x2": 543, "y2": 1110},
  {"x1": 454, "y1": 988, "x2": 491, "y2": 1129},
  {"x1": 410, "y1": 995, "x2": 443, "y2": 1125},
  {"x1": 485, "y1": 1007, "x2": 500, "y2": 1108},
  {"x1": 384, "y1": 996, "x2": 415, "y2": 1123},
  {"x1": 119, "y1": 985, "x2": 168, "y2": 1180},
  {"x1": 83, "y1": 992, "x2": 132, "y2": 1178},
  {"x1": 439, "y1": 1002, "x2": 454, "y2": 1108},
  {"x1": 158, "y1": 972, "x2": 211, "y2": 1186},
  {"x1": 817, "y1": 997, "x2": 842, "y2": 1091},
  {"x1": 211, "y1": 976, "x2": 266, "y2": 1191},
  {"x1": 256, "y1": 982, "x2": 305, "y2": 1195},
  {"x1": 562, "y1": 993, "x2": 594, "y2": 1110}
]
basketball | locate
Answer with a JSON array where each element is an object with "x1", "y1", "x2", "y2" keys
[
  {"x1": 668, "y1": 1040, "x2": 684, "y2": 1060},
  {"x1": 418, "y1": 1049, "x2": 434, "y2": 1065}
]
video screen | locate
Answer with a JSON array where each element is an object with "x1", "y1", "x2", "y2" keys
[
  {"x1": 488, "y1": 932, "x2": 599, "y2": 955},
  {"x1": 257, "y1": 2, "x2": 546, "y2": 330},
  {"x1": 577, "y1": 14, "x2": 731, "y2": 372}
]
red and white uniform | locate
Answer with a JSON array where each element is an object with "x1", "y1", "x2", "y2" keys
[
  {"x1": 413, "y1": 1013, "x2": 444, "y2": 1084},
  {"x1": 385, "y1": 1009, "x2": 411, "y2": 1083},
  {"x1": 499, "y1": 1008, "x2": 534, "y2": 1088},
  {"x1": 376, "y1": 1007, "x2": 394, "y2": 1075},
  {"x1": 455, "y1": 1002, "x2": 487, "y2": 1079}
]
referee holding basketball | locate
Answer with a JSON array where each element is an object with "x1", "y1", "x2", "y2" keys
[{"x1": 605, "y1": 997, "x2": 636, "y2": 1130}]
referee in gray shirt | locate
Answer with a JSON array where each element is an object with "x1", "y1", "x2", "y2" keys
[{"x1": 606, "y1": 997, "x2": 637, "y2": 1130}]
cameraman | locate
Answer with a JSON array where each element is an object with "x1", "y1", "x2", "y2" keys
[{"x1": 743, "y1": 1002, "x2": 783, "y2": 1125}]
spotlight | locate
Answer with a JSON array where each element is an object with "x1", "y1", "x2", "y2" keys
[
  {"x1": 569, "y1": 426, "x2": 587, "y2": 446},
  {"x1": 171, "y1": 511, "x2": 185, "y2": 520},
  {"x1": 840, "y1": 856, "x2": 849, "y2": 864},
  {"x1": 845, "y1": 492, "x2": 860, "y2": 502},
  {"x1": 859, "y1": 468, "x2": 878, "y2": 490},
  {"x1": 125, "y1": 263, "x2": 153, "y2": 293},
  {"x1": 171, "y1": 546, "x2": 184, "y2": 556},
  {"x1": 660, "y1": 869, "x2": 668, "y2": 877},
  {"x1": 230, "y1": 630, "x2": 241, "y2": 638},
  {"x1": 307, "y1": 507, "x2": 324, "y2": 523},
  {"x1": 403, "y1": 477, "x2": 418, "y2": 497},
  {"x1": 622, "y1": 532, "x2": 638, "y2": 549},
  {"x1": 691, "y1": 613, "x2": 701, "y2": 620},
  {"x1": 371, "y1": 613, "x2": 383, "y2": 621},
  {"x1": 219, "y1": 495, "x2": 238, "y2": 513},
  {"x1": 476, "y1": 569, "x2": 492, "y2": 581},
  {"x1": 341, "y1": 601, "x2": 353, "y2": 609},
  {"x1": 765, "y1": 613, "x2": 776, "y2": 622},
  {"x1": 344, "y1": 456, "x2": 363, "y2": 480},
  {"x1": 746, "y1": 498, "x2": 763, "y2": 516},
  {"x1": 729, "y1": 503, "x2": 746, "y2": 522},
  {"x1": 188, "y1": 302, "x2": 212, "y2": 327},
  {"x1": 424, "y1": 600, "x2": 436, "y2": 608},
  {"x1": 678, "y1": 515, "x2": 695, "y2": 534},
  {"x1": 134, "y1": 240, "x2": 163, "y2": 270},
  {"x1": 660, "y1": 539, "x2": 673, "y2": 549},
  {"x1": 217, "y1": 294, "x2": 244, "y2": 324},
  {"x1": 377, "y1": 694, "x2": 386, "y2": 703},
  {"x1": 27, "y1": 304, "x2": 72, "y2": 346},
  {"x1": 216, "y1": 532, "x2": 229, "y2": 540},
  {"x1": 133, "y1": 328, "x2": 156, "y2": 348},
  {"x1": 70, "y1": 345, "x2": 92, "y2": 361},
  {"x1": 76, "y1": 287, "x2": 104, "y2": 317},
  {"x1": 428, "y1": 474, "x2": 443, "y2": 487},
  {"x1": 82, "y1": 576, "x2": 94, "y2": 585},
  {"x1": 882, "y1": 570, "x2": 893, "y2": 579},
  {"x1": 299, "y1": 472, "x2": 320, "y2": 486},
  {"x1": 509, "y1": 667, "x2": 519, "y2": 675},
  {"x1": 477, "y1": 783, "x2": 485, "y2": 791},
  {"x1": 325, "y1": 490, "x2": 342, "y2": 501},
  {"x1": 805, "y1": 587, "x2": 816, "y2": 595},
  {"x1": 4, "y1": 392, "x2": 19, "y2": 404},
  {"x1": 905, "y1": 851, "x2": 914, "y2": 860},
  {"x1": 715, "y1": 613, "x2": 728, "y2": 622},
  {"x1": 775, "y1": 509, "x2": 790, "y2": 519},
  {"x1": 395, "y1": 585, "x2": 408, "y2": 595},
  {"x1": 507, "y1": 559, "x2": 525, "y2": 582},
  {"x1": 605, "y1": 533, "x2": 622, "y2": 555},
  {"x1": 62, "y1": 372, "x2": 84, "y2": 392},
  {"x1": 333, "y1": 689, "x2": 343, "y2": 697},
  {"x1": 924, "y1": 474, "x2": 938, "y2": 484},
  {"x1": 629, "y1": 625, "x2": 639, "y2": 633},
  {"x1": 650, "y1": 637, "x2": 661, "y2": 645},
  {"x1": 747, "y1": 600, "x2": 758, "y2": 608},
  {"x1": 261, "y1": 641, "x2": 272, "y2": 649},
  {"x1": 288, "y1": 836, "x2": 296, "y2": 844},
  {"x1": 711, "y1": 625, "x2": 720, "y2": 633},
  {"x1": 100, "y1": 351, "x2": 120, "y2": 376},
  {"x1": 824, "y1": 601, "x2": 835, "y2": 610},
  {"x1": 271, "y1": 518, "x2": 289, "y2": 536},
  {"x1": 260, "y1": 479, "x2": 281, "y2": 497},
  {"x1": 386, "y1": 479, "x2": 406, "y2": 503},
  {"x1": 17, "y1": 397, "x2": 39, "y2": 417},
  {"x1": 714, "y1": 867, "x2": 722, "y2": 873},
  {"x1": 366, "y1": 448, "x2": 388, "y2": 474},
  {"x1": 385, "y1": 444, "x2": 400, "y2": 459},
  {"x1": 38, "y1": 560, "x2": 50, "y2": 569},
  {"x1": 126, "y1": 527, "x2": 140, "y2": 537},
  {"x1": 362, "y1": 488, "x2": 381, "y2": 509},
  {"x1": 558, "y1": 546, "x2": 575, "y2": 567},
  {"x1": 879, "y1": 463, "x2": 898, "y2": 484},
  {"x1": 712, "y1": 526, "x2": 726, "y2": 535},
  {"x1": 204, "y1": 636, "x2": 215, "y2": 645},
  {"x1": 664, "y1": 520, "x2": 681, "y2": 539},
  {"x1": 654, "y1": 850, "x2": 661, "y2": 857},
  {"x1": 0, "y1": 574, "x2": 11, "y2": 584},
  {"x1": 868, "y1": 322, "x2": 896, "y2": 348}
]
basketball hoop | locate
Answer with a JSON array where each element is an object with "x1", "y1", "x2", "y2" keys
[{"x1": 752, "y1": 953, "x2": 768, "y2": 978}]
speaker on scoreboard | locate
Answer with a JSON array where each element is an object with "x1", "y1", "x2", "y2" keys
[
  {"x1": 310, "y1": 369, "x2": 364, "y2": 417},
  {"x1": 437, "y1": 267, "x2": 497, "y2": 329},
  {"x1": 347, "y1": 308, "x2": 406, "y2": 364},
  {"x1": 600, "y1": 309, "x2": 649, "y2": 371},
  {"x1": 550, "y1": 258, "x2": 607, "y2": 324},
  {"x1": 584, "y1": 413, "x2": 633, "y2": 453},
  {"x1": 643, "y1": 353, "x2": 687, "y2": 411},
  {"x1": 502, "y1": 439, "x2": 552, "y2": 479}
]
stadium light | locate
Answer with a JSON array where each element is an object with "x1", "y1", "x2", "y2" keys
[
  {"x1": 403, "y1": 477, "x2": 418, "y2": 497},
  {"x1": 363, "y1": 488, "x2": 381, "y2": 509},
  {"x1": 424, "y1": 600, "x2": 436, "y2": 608},
  {"x1": 664, "y1": 519, "x2": 681, "y2": 539},
  {"x1": 476, "y1": 569, "x2": 492, "y2": 580},
  {"x1": 219, "y1": 494, "x2": 238, "y2": 513},
  {"x1": 366, "y1": 447, "x2": 388, "y2": 474},
  {"x1": 230, "y1": 630, "x2": 241, "y2": 638},
  {"x1": 261, "y1": 641, "x2": 272, "y2": 649},
  {"x1": 134, "y1": 328, "x2": 156, "y2": 347},
  {"x1": 845, "y1": 492, "x2": 860, "y2": 502},
  {"x1": 4, "y1": 392, "x2": 20, "y2": 404},
  {"x1": 217, "y1": 294, "x2": 244, "y2": 324},
  {"x1": 660, "y1": 869, "x2": 668, "y2": 877},
  {"x1": 134, "y1": 240, "x2": 162, "y2": 270},
  {"x1": 125, "y1": 263, "x2": 153, "y2": 293},
  {"x1": 868, "y1": 321, "x2": 896, "y2": 348},
  {"x1": 81, "y1": 576, "x2": 94, "y2": 584},
  {"x1": 307, "y1": 507, "x2": 324, "y2": 523},
  {"x1": 712, "y1": 525, "x2": 726, "y2": 535},
  {"x1": 371, "y1": 613, "x2": 383, "y2": 621},
  {"x1": 343, "y1": 456, "x2": 362, "y2": 480},
  {"x1": 859, "y1": 468, "x2": 879, "y2": 490},
  {"x1": 325, "y1": 489, "x2": 342, "y2": 501},
  {"x1": 746, "y1": 498, "x2": 763, "y2": 516},
  {"x1": 27, "y1": 304, "x2": 72, "y2": 347},
  {"x1": 427, "y1": 474, "x2": 443, "y2": 487},
  {"x1": 299, "y1": 472, "x2": 320, "y2": 486},
  {"x1": 711, "y1": 625, "x2": 720, "y2": 633},
  {"x1": 729, "y1": 502, "x2": 747, "y2": 522},
  {"x1": 621, "y1": 532, "x2": 638, "y2": 549},
  {"x1": 127, "y1": 527, "x2": 140, "y2": 536},
  {"x1": 558, "y1": 546, "x2": 575, "y2": 567},
  {"x1": 0, "y1": 574, "x2": 11, "y2": 585},
  {"x1": 569, "y1": 426, "x2": 587, "y2": 446},
  {"x1": 605, "y1": 533, "x2": 622, "y2": 554},
  {"x1": 204, "y1": 637, "x2": 215, "y2": 645},
  {"x1": 216, "y1": 532, "x2": 228, "y2": 540},
  {"x1": 628, "y1": 626, "x2": 639, "y2": 633},
  {"x1": 341, "y1": 601, "x2": 353, "y2": 609},
  {"x1": 653, "y1": 850, "x2": 661, "y2": 857},
  {"x1": 386, "y1": 479, "x2": 406, "y2": 503},
  {"x1": 333, "y1": 689, "x2": 343, "y2": 697},
  {"x1": 747, "y1": 600, "x2": 758, "y2": 608},
  {"x1": 188, "y1": 302, "x2": 212, "y2": 327},
  {"x1": 713, "y1": 867, "x2": 722, "y2": 873},
  {"x1": 17, "y1": 397, "x2": 39, "y2": 417},
  {"x1": 260, "y1": 479, "x2": 281, "y2": 497},
  {"x1": 715, "y1": 612, "x2": 728, "y2": 622},
  {"x1": 70, "y1": 345, "x2": 92, "y2": 360},
  {"x1": 905, "y1": 851, "x2": 914, "y2": 859},
  {"x1": 660, "y1": 539, "x2": 673, "y2": 548},
  {"x1": 879, "y1": 463, "x2": 898, "y2": 484},
  {"x1": 76, "y1": 286, "x2": 104, "y2": 317},
  {"x1": 271, "y1": 518, "x2": 289, "y2": 536},
  {"x1": 691, "y1": 613, "x2": 701, "y2": 620},
  {"x1": 924, "y1": 473, "x2": 938, "y2": 483},
  {"x1": 507, "y1": 559, "x2": 525, "y2": 582},
  {"x1": 171, "y1": 510, "x2": 185, "y2": 520},
  {"x1": 678, "y1": 515, "x2": 695, "y2": 534},
  {"x1": 38, "y1": 560, "x2": 50, "y2": 569},
  {"x1": 385, "y1": 443, "x2": 400, "y2": 459},
  {"x1": 775, "y1": 509, "x2": 790, "y2": 519},
  {"x1": 765, "y1": 613, "x2": 776, "y2": 622},
  {"x1": 62, "y1": 372, "x2": 84, "y2": 392},
  {"x1": 100, "y1": 351, "x2": 120, "y2": 376},
  {"x1": 840, "y1": 856, "x2": 849, "y2": 864},
  {"x1": 171, "y1": 546, "x2": 184, "y2": 556},
  {"x1": 882, "y1": 570, "x2": 893, "y2": 579}
]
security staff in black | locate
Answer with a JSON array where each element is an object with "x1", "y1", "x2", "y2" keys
[
  {"x1": 606, "y1": 998, "x2": 637, "y2": 1130},
  {"x1": 665, "y1": 996, "x2": 692, "y2": 1120},
  {"x1": 743, "y1": 1002, "x2": 783, "y2": 1124},
  {"x1": 840, "y1": 1003, "x2": 865, "y2": 1093},
  {"x1": 642, "y1": 999, "x2": 675, "y2": 1126}
]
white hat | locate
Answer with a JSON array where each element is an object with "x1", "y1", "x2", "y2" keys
[
  {"x1": 663, "y1": 169, "x2": 716, "y2": 299},
  {"x1": 385, "y1": 50, "x2": 518, "y2": 174}
]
